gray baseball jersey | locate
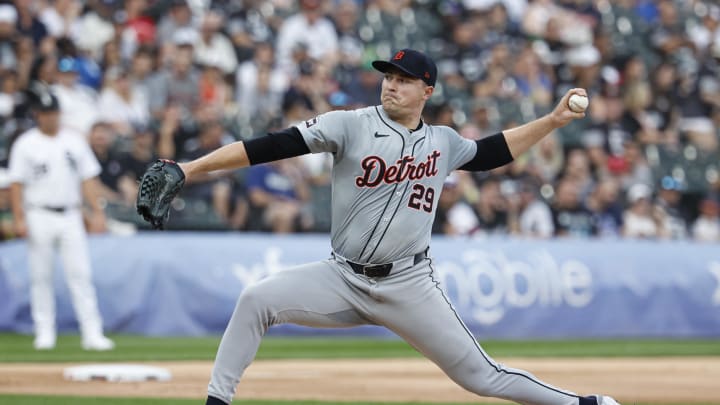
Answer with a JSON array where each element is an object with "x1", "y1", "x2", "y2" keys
[
  {"x1": 207, "y1": 105, "x2": 591, "y2": 405},
  {"x1": 298, "y1": 105, "x2": 475, "y2": 264}
]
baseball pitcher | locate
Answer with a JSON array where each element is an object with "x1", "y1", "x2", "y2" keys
[{"x1": 137, "y1": 49, "x2": 619, "y2": 405}]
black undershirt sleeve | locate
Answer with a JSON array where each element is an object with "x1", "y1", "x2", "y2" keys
[
  {"x1": 458, "y1": 132, "x2": 514, "y2": 171},
  {"x1": 244, "y1": 127, "x2": 311, "y2": 165}
]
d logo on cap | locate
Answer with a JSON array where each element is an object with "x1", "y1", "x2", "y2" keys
[{"x1": 393, "y1": 51, "x2": 405, "y2": 60}]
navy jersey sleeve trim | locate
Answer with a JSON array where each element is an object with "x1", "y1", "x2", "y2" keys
[
  {"x1": 458, "y1": 132, "x2": 514, "y2": 171},
  {"x1": 245, "y1": 127, "x2": 311, "y2": 165}
]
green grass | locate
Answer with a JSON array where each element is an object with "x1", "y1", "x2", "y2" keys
[{"x1": 0, "y1": 333, "x2": 719, "y2": 363}]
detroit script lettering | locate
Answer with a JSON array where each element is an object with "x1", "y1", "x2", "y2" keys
[{"x1": 355, "y1": 151, "x2": 441, "y2": 187}]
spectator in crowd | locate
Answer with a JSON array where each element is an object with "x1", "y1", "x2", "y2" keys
[
  {"x1": 39, "y1": 0, "x2": 82, "y2": 38},
  {"x1": 692, "y1": 197, "x2": 720, "y2": 242},
  {"x1": 116, "y1": 125, "x2": 157, "y2": 206},
  {"x1": 70, "y1": 0, "x2": 115, "y2": 60},
  {"x1": 617, "y1": 139, "x2": 654, "y2": 192},
  {"x1": 147, "y1": 29, "x2": 199, "y2": 120},
  {"x1": 179, "y1": 120, "x2": 238, "y2": 223},
  {"x1": 649, "y1": 0, "x2": 694, "y2": 61},
  {"x1": 281, "y1": 60, "x2": 331, "y2": 126},
  {"x1": 52, "y1": 56, "x2": 100, "y2": 136},
  {"x1": 155, "y1": 103, "x2": 221, "y2": 162},
  {"x1": 433, "y1": 173, "x2": 479, "y2": 236},
  {"x1": 0, "y1": 70, "x2": 19, "y2": 120},
  {"x1": 529, "y1": 133, "x2": 565, "y2": 183},
  {"x1": 648, "y1": 61, "x2": 680, "y2": 138},
  {"x1": 623, "y1": 183, "x2": 661, "y2": 239},
  {"x1": 681, "y1": 41, "x2": 720, "y2": 152},
  {"x1": 359, "y1": 0, "x2": 419, "y2": 53},
  {"x1": 654, "y1": 176, "x2": 689, "y2": 239},
  {"x1": 87, "y1": 121, "x2": 123, "y2": 204},
  {"x1": 223, "y1": 1, "x2": 274, "y2": 63},
  {"x1": 57, "y1": 36, "x2": 104, "y2": 91},
  {"x1": 687, "y1": 4, "x2": 720, "y2": 55},
  {"x1": 510, "y1": 179, "x2": 555, "y2": 239},
  {"x1": 245, "y1": 159, "x2": 311, "y2": 233},
  {"x1": 522, "y1": 0, "x2": 593, "y2": 44},
  {"x1": 341, "y1": 63, "x2": 382, "y2": 108},
  {"x1": 97, "y1": 65, "x2": 150, "y2": 136},
  {"x1": 621, "y1": 81, "x2": 664, "y2": 145},
  {"x1": 512, "y1": 45, "x2": 553, "y2": 113},
  {"x1": 235, "y1": 42, "x2": 289, "y2": 132},
  {"x1": 12, "y1": 32, "x2": 37, "y2": 92},
  {"x1": 100, "y1": 38, "x2": 124, "y2": 73},
  {"x1": 156, "y1": 0, "x2": 195, "y2": 48},
  {"x1": 198, "y1": 61, "x2": 230, "y2": 111},
  {"x1": 194, "y1": 10, "x2": 238, "y2": 75},
  {"x1": 28, "y1": 53, "x2": 57, "y2": 87},
  {"x1": 275, "y1": 0, "x2": 338, "y2": 74},
  {"x1": 14, "y1": 0, "x2": 50, "y2": 47},
  {"x1": 118, "y1": 0, "x2": 157, "y2": 62},
  {"x1": 587, "y1": 177, "x2": 624, "y2": 238},
  {"x1": 129, "y1": 45, "x2": 157, "y2": 95},
  {"x1": 551, "y1": 178, "x2": 596, "y2": 237},
  {"x1": 467, "y1": 100, "x2": 503, "y2": 138},
  {"x1": 560, "y1": 148, "x2": 595, "y2": 199},
  {"x1": 331, "y1": 0, "x2": 363, "y2": 69},
  {"x1": 472, "y1": 177, "x2": 510, "y2": 235},
  {"x1": 0, "y1": 4, "x2": 19, "y2": 73}
]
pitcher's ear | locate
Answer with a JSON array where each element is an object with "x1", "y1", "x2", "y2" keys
[{"x1": 424, "y1": 86, "x2": 434, "y2": 100}]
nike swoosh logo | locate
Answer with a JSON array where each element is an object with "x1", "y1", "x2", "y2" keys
[{"x1": 374, "y1": 132, "x2": 390, "y2": 138}]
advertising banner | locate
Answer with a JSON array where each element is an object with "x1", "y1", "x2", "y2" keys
[{"x1": 1, "y1": 234, "x2": 719, "y2": 338}]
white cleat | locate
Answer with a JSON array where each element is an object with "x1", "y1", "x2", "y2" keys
[
  {"x1": 595, "y1": 395, "x2": 621, "y2": 405},
  {"x1": 81, "y1": 335, "x2": 115, "y2": 351},
  {"x1": 33, "y1": 334, "x2": 57, "y2": 350}
]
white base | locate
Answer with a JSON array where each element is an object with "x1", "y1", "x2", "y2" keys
[{"x1": 63, "y1": 364, "x2": 172, "y2": 382}]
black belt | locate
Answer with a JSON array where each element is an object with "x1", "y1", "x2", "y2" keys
[
  {"x1": 38, "y1": 205, "x2": 70, "y2": 214},
  {"x1": 345, "y1": 251, "x2": 427, "y2": 278},
  {"x1": 32, "y1": 205, "x2": 75, "y2": 213}
]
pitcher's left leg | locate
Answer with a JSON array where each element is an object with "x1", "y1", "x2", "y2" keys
[{"x1": 374, "y1": 263, "x2": 592, "y2": 405}]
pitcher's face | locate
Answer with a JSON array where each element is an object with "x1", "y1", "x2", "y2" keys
[{"x1": 380, "y1": 69, "x2": 433, "y2": 120}]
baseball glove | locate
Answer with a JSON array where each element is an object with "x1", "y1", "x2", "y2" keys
[{"x1": 136, "y1": 159, "x2": 186, "y2": 230}]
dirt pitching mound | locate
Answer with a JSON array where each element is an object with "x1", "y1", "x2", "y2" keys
[{"x1": 0, "y1": 357, "x2": 718, "y2": 403}]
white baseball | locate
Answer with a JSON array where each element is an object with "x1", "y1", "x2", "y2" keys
[{"x1": 568, "y1": 94, "x2": 589, "y2": 113}]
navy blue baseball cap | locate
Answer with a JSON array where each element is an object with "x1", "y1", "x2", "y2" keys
[
  {"x1": 372, "y1": 49, "x2": 437, "y2": 86},
  {"x1": 31, "y1": 91, "x2": 60, "y2": 111}
]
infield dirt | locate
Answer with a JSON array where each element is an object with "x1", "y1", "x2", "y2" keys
[{"x1": 0, "y1": 357, "x2": 718, "y2": 403}]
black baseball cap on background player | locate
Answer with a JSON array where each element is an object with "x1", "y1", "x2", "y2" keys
[
  {"x1": 372, "y1": 49, "x2": 438, "y2": 87},
  {"x1": 27, "y1": 86, "x2": 60, "y2": 112}
]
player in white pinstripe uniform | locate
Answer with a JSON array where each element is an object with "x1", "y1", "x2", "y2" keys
[{"x1": 9, "y1": 87, "x2": 114, "y2": 351}]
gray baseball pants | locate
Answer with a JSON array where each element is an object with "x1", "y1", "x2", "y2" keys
[{"x1": 207, "y1": 254, "x2": 585, "y2": 405}]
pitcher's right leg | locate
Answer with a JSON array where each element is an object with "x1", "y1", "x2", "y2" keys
[{"x1": 207, "y1": 260, "x2": 368, "y2": 404}]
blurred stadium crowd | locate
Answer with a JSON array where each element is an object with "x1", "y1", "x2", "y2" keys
[{"x1": 0, "y1": 0, "x2": 719, "y2": 241}]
